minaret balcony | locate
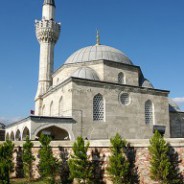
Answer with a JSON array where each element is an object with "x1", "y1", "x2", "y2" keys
[{"x1": 35, "y1": 20, "x2": 61, "y2": 43}]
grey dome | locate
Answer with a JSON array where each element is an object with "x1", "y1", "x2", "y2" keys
[
  {"x1": 169, "y1": 98, "x2": 181, "y2": 112},
  {"x1": 72, "y1": 67, "x2": 100, "y2": 80},
  {"x1": 141, "y1": 78, "x2": 154, "y2": 88},
  {"x1": 65, "y1": 45, "x2": 133, "y2": 65}
]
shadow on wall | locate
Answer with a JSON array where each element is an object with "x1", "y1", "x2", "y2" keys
[
  {"x1": 59, "y1": 147, "x2": 72, "y2": 184},
  {"x1": 168, "y1": 144, "x2": 184, "y2": 182},
  {"x1": 58, "y1": 146, "x2": 140, "y2": 184},
  {"x1": 15, "y1": 146, "x2": 24, "y2": 178},
  {"x1": 91, "y1": 148, "x2": 106, "y2": 184},
  {"x1": 125, "y1": 144, "x2": 140, "y2": 184}
]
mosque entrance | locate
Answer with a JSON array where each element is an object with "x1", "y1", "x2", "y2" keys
[{"x1": 36, "y1": 126, "x2": 70, "y2": 140}]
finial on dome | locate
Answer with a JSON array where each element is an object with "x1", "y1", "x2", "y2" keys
[
  {"x1": 43, "y1": 0, "x2": 56, "y2": 7},
  {"x1": 96, "y1": 29, "x2": 100, "y2": 45}
]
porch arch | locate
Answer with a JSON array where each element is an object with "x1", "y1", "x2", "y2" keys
[
  {"x1": 22, "y1": 127, "x2": 30, "y2": 140},
  {"x1": 15, "y1": 129, "x2": 21, "y2": 141},
  {"x1": 10, "y1": 131, "x2": 14, "y2": 141},
  {"x1": 34, "y1": 125, "x2": 75, "y2": 140},
  {"x1": 6, "y1": 133, "x2": 10, "y2": 140}
]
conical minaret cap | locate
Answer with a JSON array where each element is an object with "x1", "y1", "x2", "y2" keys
[{"x1": 43, "y1": 0, "x2": 56, "y2": 7}]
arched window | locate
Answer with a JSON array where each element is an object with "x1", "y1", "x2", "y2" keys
[
  {"x1": 58, "y1": 97, "x2": 63, "y2": 116},
  {"x1": 93, "y1": 94, "x2": 104, "y2": 121},
  {"x1": 50, "y1": 101, "x2": 53, "y2": 116},
  {"x1": 145, "y1": 100, "x2": 154, "y2": 124},
  {"x1": 118, "y1": 72, "x2": 125, "y2": 84},
  {"x1": 22, "y1": 127, "x2": 30, "y2": 140},
  {"x1": 57, "y1": 78, "x2": 59, "y2": 84},
  {"x1": 42, "y1": 105, "x2": 45, "y2": 116},
  {"x1": 6, "y1": 133, "x2": 10, "y2": 140},
  {"x1": 15, "y1": 129, "x2": 21, "y2": 141},
  {"x1": 10, "y1": 132, "x2": 14, "y2": 141}
]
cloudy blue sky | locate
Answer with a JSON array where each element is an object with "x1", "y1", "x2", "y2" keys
[{"x1": 0, "y1": 0, "x2": 184, "y2": 123}]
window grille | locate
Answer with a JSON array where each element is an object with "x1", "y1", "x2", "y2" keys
[
  {"x1": 120, "y1": 93, "x2": 129, "y2": 105},
  {"x1": 93, "y1": 94, "x2": 104, "y2": 121},
  {"x1": 118, "y1": 72, "x2": 124, "y2": 84},
  {"x1": 145, "y1": 100, "x2": 153, "y2": 124}
]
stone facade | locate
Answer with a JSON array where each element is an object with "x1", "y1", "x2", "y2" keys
[
  {"x1": 5, "y1": 139, "x2": 184, "y2": 183},
  {"x1": 5, "y1": 0, "x2": 184, "y2": 140},
  {"x1": 170, "y1": 111, "x2": 184, "y2": 138}
]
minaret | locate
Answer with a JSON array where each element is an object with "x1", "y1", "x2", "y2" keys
[{"x1": 35, "y1": 0, "x2": 60, "y2": 115}]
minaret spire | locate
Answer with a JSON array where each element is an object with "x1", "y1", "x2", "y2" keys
[
  {"x1": 96, "y1": 29, "x2": 100, "y2": 45},
  {"x1": 43, "y1": 0, "x2": 56, "y2": 7},
  {"x1": 35, "y1": 0, "x2": 61, "y2": 115}
]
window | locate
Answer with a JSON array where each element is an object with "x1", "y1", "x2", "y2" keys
[
  {"x1": 10, "y1": 132, "x2": 14, "y2": 141},
  {"x1": 93, "y1": 94, "x2": 104, "y2": 121},
  {"x1": 58, "y1": 97, "x2": 63, "y2": 116},
  {"x1": 6, "y1": 133, "x2": 9, "y2": 140},
  {"x1": 120, "y1": 93, "x2": 130, "y2": 105},
  {"x1": 50, "y1": 101, "x2": 53, "y2": 116},
  {"x1": 42, "y1": 105, "x2": 45, "y2": 116},
  {"x1": 145, "y1": 100, "x2": 154, "y2": 124},
  {"x1": 57, "y1": 78, "x2": 59, "y2": 84},
  {"x1": 118, "y1": 72, "x2": 125, "y2": 84},
  {"x1": 15, "y1": 129, "x2": 21, "y2": 141}
]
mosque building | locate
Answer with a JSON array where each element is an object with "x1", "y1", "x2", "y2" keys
[{"x1": 5, "y1": 0, "x2": 184, "y2": 141}]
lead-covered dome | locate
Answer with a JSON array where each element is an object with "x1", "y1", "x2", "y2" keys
[
  {"x1": 141, "y1": 78, "x2": 154, "y2": 88},
  {"x1": 72, "y1": 67, "x2": 100, "y2": 80},
  {"x1": 169, "y1": 98, "x2": 181, "y2": 112},
  {"x1": 65, "y1": 45, "x2": 133, "y2": 65}
]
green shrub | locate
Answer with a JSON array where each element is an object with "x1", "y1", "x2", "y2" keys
[
  {"x1": 22, "y1": 136, "x2": 35, "y2": 180},
  {"x1": 38, "y1": 134, "x2": 60, "y2": 184},
  {"x1": 149, "y1": 130, "x2": 182, "y2": 184},
  {"x1": 107, "y1": 133, "x2": 130, "y2": 184},
  {"x1": 68, "y1": 137, "x2": 92, "y2": 184},
  {"x1": 0, "y1": 140, "x2": 14, "y2": 184}
]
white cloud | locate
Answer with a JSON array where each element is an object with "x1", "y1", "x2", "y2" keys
[{"x1": 172, "y1": 97, "x2": 184, "y2": 105}]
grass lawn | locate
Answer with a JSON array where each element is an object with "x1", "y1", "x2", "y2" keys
[{"x1": 11, "y1": 178, "x2": 60, "y2": 184}]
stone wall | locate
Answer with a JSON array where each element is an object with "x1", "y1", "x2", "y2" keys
[
  {"x1": 170, "y1": 111, "x2": 184, "y2": 138},
  {"x1": 72, "y1": 78, "x2": 170, "y2": 139},
  {"x1": 3, "y1": 138, "x2": 184, "y2": 184}
]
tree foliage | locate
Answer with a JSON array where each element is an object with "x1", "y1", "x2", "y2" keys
[
  {"x1": 68, "y1": 136, "x2": 92, "y2": 183},
  {"x1": 149, "y1": 130, "x2": 183, "y2": 184},
  {"x1": 22, "y1": 136, "x2": 35, "y2": 180},
  {"x1": 107, "y1": 133, "x2": 130, "y2": 184},
  {"x1": 0, "y1": 140, "x2": 14, "y2": 184},
  {"x1": 39, "y1": 134, "x2": 60, "y2": 184}
]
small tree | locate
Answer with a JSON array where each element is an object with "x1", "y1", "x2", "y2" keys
[
  {"x1": 107, "y1": 133, "x2": 130, "y2": 184},
  {"x1": 149, "y1": 130, "x2": 182, "y2": 184},
  {"x1": 22, "y1": 136, "x2": 35, "y2": 181},
  {"x1": 39, "y1": 134, "x2": 60, "y2": 184},
  {"x1": 68, "y1": 136, "x2": 92, "y2": 183},
  {"x1": 0, "y1": 140, "x2": 14, "y2": 184}
]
